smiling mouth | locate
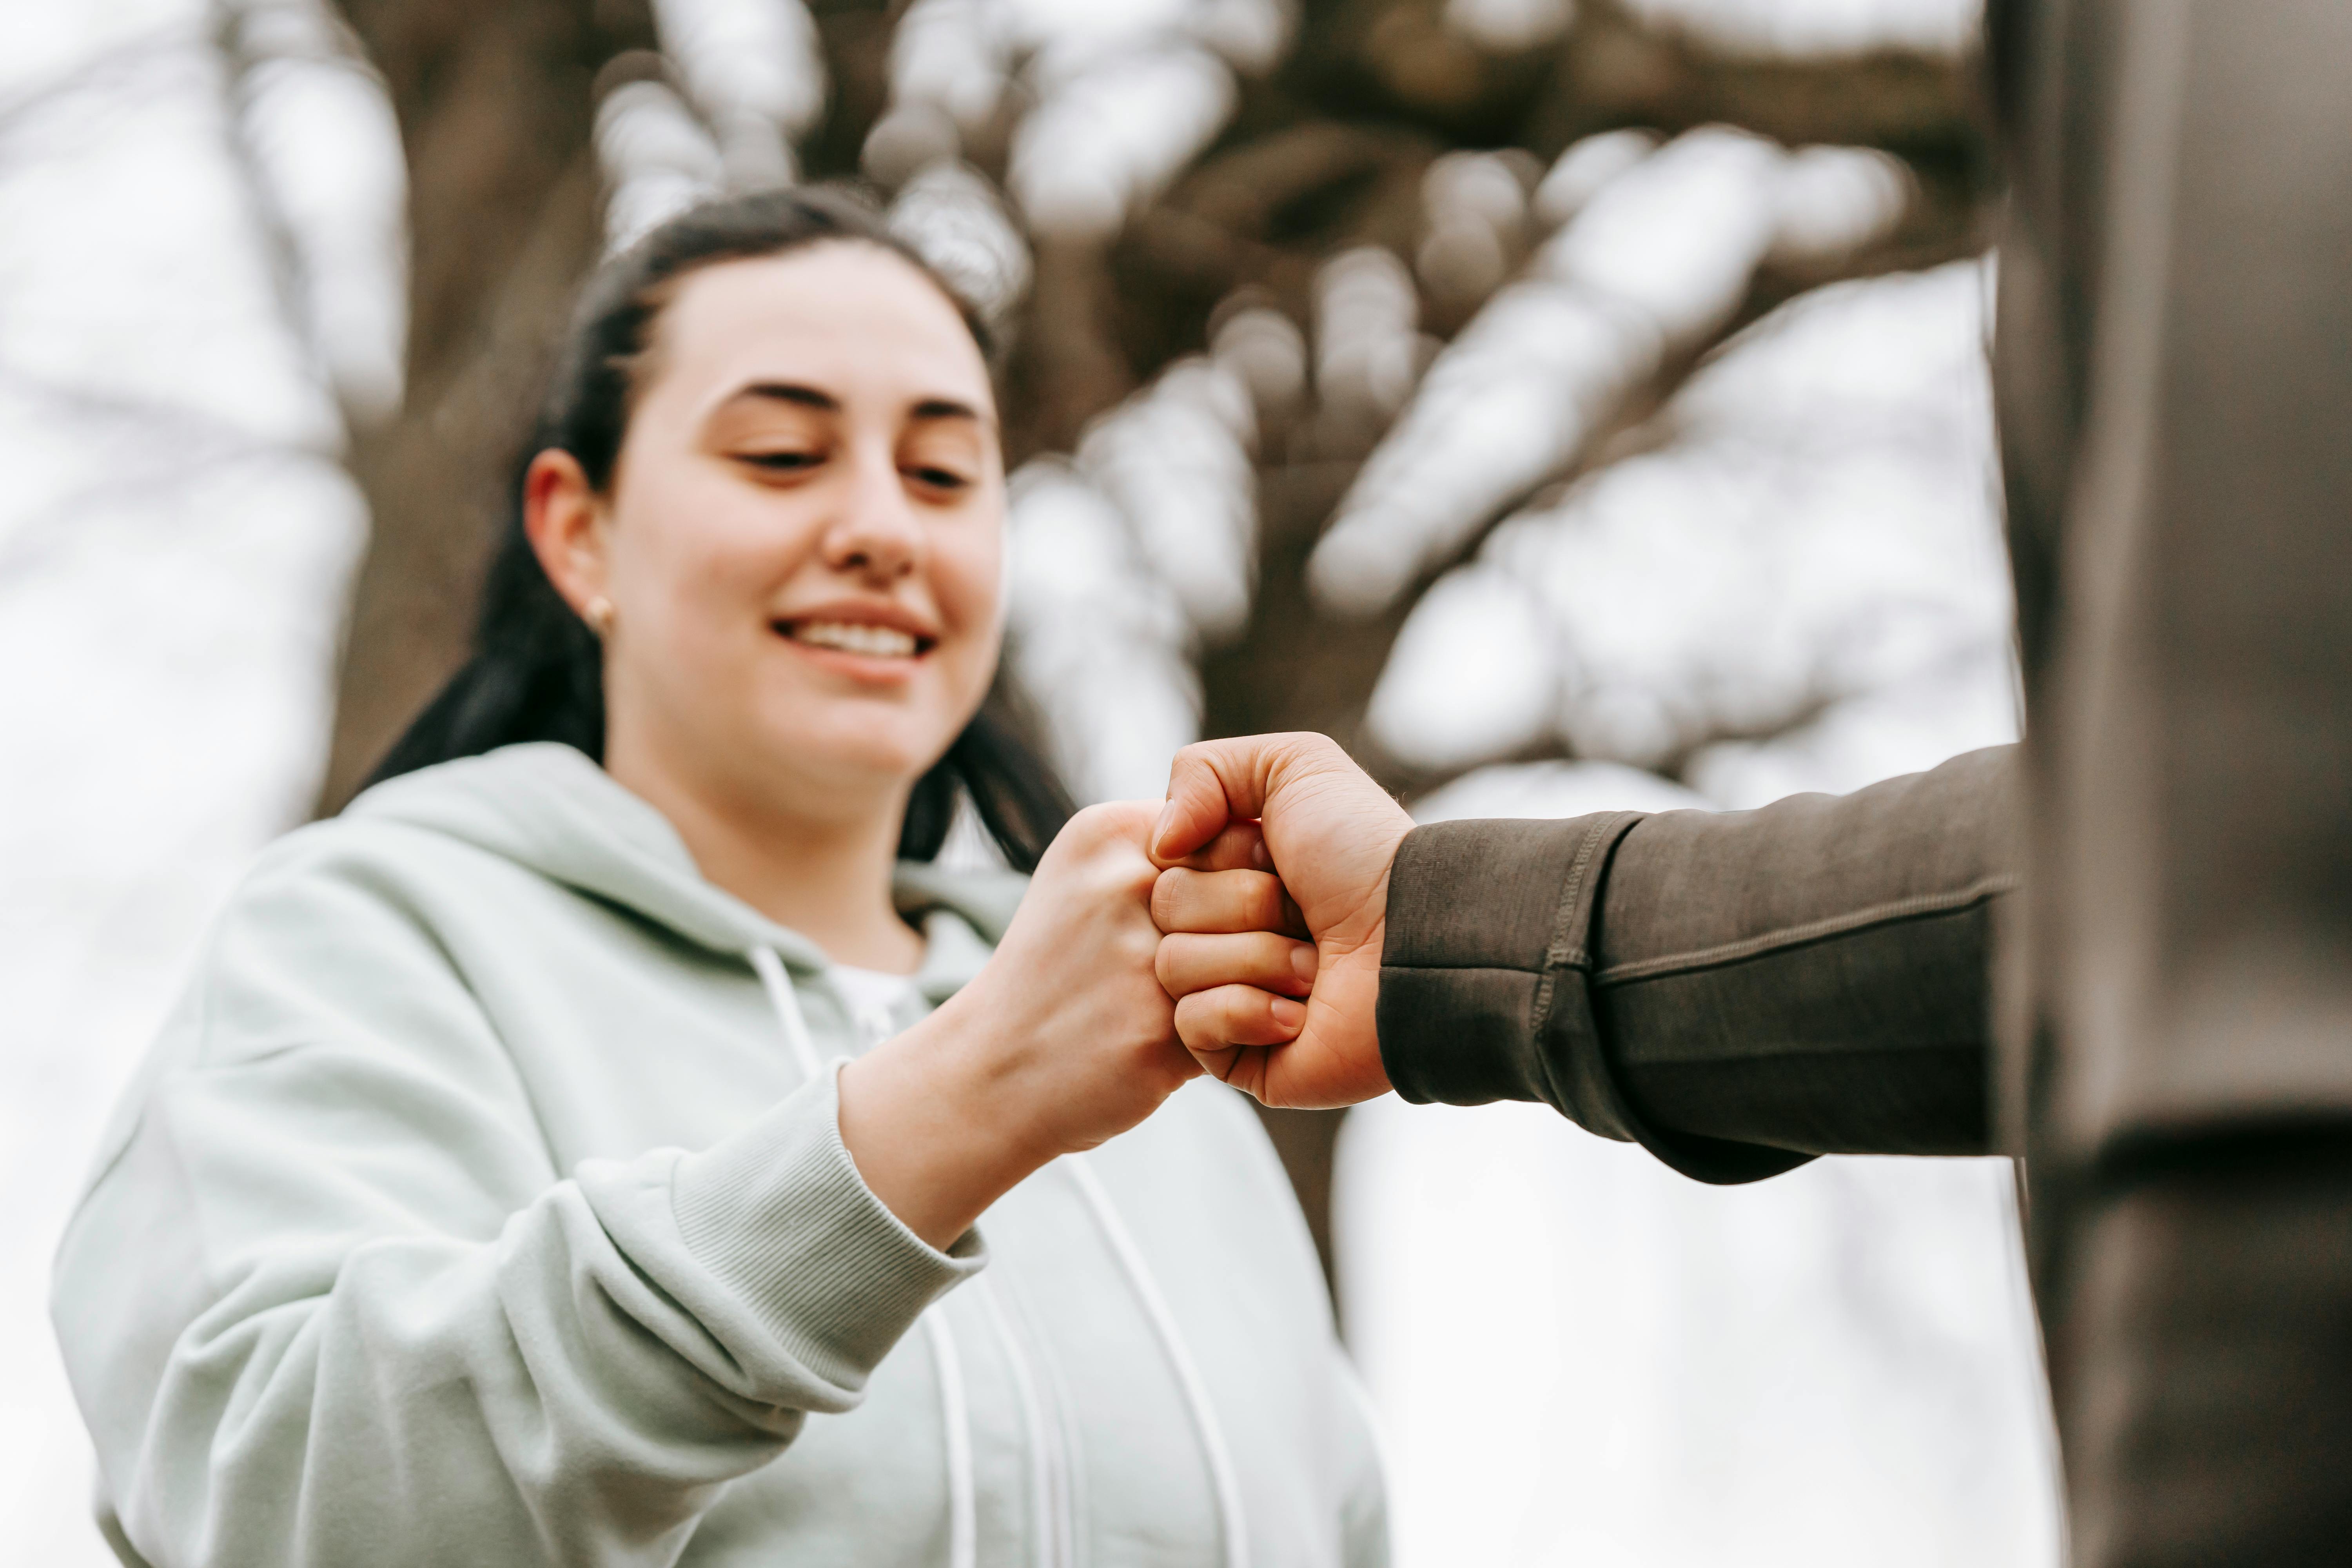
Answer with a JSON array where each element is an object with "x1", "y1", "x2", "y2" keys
[{"x1": 776, "y1": 619, "x2": 933, "y2": 659}]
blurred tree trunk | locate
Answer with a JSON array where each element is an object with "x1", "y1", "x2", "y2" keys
[{"x1": 317, "y1": 0, "x2": 657, "y2": 812}]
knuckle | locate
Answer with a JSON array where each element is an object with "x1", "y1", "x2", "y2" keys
[
  {"x1": 1071, "y1": 801, "x2": 1140, "y2": 849},
  {"x1": 1174, "y1": 992, "x2": 1220, "y2": 1045},
  {"x1": 1149, "y1": 872, "x2": 1182, "y2": 927}
]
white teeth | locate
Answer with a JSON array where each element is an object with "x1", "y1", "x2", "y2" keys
[{"x1": 788, "y1": 620, "x2": 920, "y2": 658}]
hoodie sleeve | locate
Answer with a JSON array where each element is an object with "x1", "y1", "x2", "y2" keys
[{"x1": 51, "y1": 843, "x2": 982, "y2": 1568}]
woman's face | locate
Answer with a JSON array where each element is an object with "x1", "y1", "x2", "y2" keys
[{"x1": 543, "y1": 242, "x2": 1006, "y2": 825}]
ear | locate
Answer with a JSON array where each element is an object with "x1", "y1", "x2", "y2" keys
[{"x1": 523, "y1": 450, "x2": 608, "y2": 618}]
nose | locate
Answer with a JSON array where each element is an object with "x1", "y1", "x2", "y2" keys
[{"x1": 819, "y1": 441, "x2": 923, "y2": 584}]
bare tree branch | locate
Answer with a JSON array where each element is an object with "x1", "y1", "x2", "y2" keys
[{"x1": 0, "y1": 31, "x2": 200, "y2": 142}]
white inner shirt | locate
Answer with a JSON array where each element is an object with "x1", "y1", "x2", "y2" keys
[{"x1": 830, "y1": 964, "x2": 923, "y2": 1046}]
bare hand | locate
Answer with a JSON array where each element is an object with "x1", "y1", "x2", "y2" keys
[
  {"x1": 840, "y1": 801, "x2": 1200, "y2": 1246},
  {"x1": 1149, "y1": 733, "x2": 1413, "y2": 1108}
]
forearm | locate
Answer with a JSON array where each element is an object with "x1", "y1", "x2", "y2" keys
[{"x1": 1378, "y1": 745, "x2": 2015, "y2": 1181}]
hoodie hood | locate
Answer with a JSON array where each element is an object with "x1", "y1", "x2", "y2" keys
[{"x1": 348, "y1": 742, "x2": 1025, "y2": 1000}]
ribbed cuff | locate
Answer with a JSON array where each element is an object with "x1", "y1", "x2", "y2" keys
[
  {"x1": 1378, "y1": 813, "x2": 1646, "y2": 1136},
  {"x1": 670, "y1": 1063, "x2": 984, "y2": 1393},
  {"x1": 1380, "y1": 812, "x2": 1815, "y2": 1186}
]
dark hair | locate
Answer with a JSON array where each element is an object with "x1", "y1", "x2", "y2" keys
[{"x1": 365, "y1": 187, "x2": 1072, "y2": 871}]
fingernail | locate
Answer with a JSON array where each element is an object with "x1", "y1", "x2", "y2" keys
[
  {"x1": 1252, "y1": 837, "x2": 1272, "y2": 871},
  {"x1": 1290, "y1": 944, "x2": 1318, "y2": 987},
  {"x1": 1151, "y1": 801, "x2": 1178, "y2": 857},
  {"x1": 1269, "y1": 997, "x2": 1306, "y2": 1031}
]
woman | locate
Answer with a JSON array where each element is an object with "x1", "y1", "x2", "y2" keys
[{"x1": 54, "y1": 190, "x2": 1384, "y2": 1568}]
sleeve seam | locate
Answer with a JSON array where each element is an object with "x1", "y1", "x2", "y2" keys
[
  {"x1": 1528, "y1": 811, "x2": 1642, "y2": 1056},
  {"x1": 1593, "y1": 874, "x2": 2017, "y2": 985},
  {"x1": 1626, "y1": 1038, "x2": 1988, "y2": 1067}
]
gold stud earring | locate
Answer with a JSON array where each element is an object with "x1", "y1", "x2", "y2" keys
[{"x1": 584, "y1": 595, "x2": 615, "y2": 637}]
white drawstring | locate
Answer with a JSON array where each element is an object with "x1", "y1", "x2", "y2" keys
[
  {"x1": 1066, "y1": 1154, "x2": 1252, "y2": 1568},
  {"x1": 747, "y1": 946, "x2": 823, "y2": 1082},
  {"x1": 921, "y1": 1312, "x2": 979, "y2": 1568},
  {"x1": 750, "y1": 949, "x2": 1241, "y2": 1567},
  {"x1": 748, "y1": 946, "x2": 977, "y2": 1568},
  {"x1": 1334, "y1": 1350, "x2": 1396, "y2": 1510},
  {"x1": 973, "y1": 1275, "x2": 1064, "y2": 1568}
]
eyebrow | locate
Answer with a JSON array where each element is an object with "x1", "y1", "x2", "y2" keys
[{"x1": 725, "y1": 381, "x2": 989, "y2": 427}]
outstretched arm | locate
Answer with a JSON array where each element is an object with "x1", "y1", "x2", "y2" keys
[{"x1": 1152, "y1": 734, "x2": 2013, "y2": 1180}]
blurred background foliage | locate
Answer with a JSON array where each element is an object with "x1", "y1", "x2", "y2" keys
[{"x1": 319, "y1": 0, "x2": 1997, "y2": 816}]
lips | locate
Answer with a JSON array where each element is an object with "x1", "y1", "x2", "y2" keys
[
  {"x1": 773, "y1": 610, "x2": 939, "y2": 661},
  {"x1": 784, "y1": 619, "x2": 922, "y2": 657}
]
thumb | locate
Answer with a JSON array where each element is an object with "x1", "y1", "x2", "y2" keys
[{"x1": 1151, "y1": 732, "x2": 1327, "y2": 867}]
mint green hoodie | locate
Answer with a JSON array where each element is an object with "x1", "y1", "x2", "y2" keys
[{"x1": 53, "y1": 744, "x2": 1387, "y2": 1568}]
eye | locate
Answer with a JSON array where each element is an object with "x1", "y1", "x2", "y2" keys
[
  {"x1": 906, "y1": 464, "x2": 973, "y2": 492},
  {"x1": 737, "y1": 450, "x2": 823, "y2": 474}
]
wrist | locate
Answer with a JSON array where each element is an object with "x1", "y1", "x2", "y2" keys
[{"x1": 835, "y1": 987, "x2": 1063, "y2": 1249}]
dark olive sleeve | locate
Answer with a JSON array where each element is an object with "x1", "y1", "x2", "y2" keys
[{"x1": 1376, "y1": 744, "x2": 2016, "y2": 1183}]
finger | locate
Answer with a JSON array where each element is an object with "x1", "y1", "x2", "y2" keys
[
  {"x1": 1174, "y1": 985, "x2": 1307, "y2": 1056},
  {"x1": 1156, "y1": 930, "x2": 1318, "y2": 1000},
  {"x1": 1152, "y1": 868, "x2": 1309, "y2": 938},
  {"x1": 1177, "y1": 820, "x2": 1270, "y2": 873},
  {"x1": 1151, "y1": 732, "x2": 1342, "y2": 866}
]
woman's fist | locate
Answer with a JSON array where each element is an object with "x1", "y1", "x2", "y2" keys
[{"x1": 839, "y1": 801, "x2": 1198, "y2": 1246}]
